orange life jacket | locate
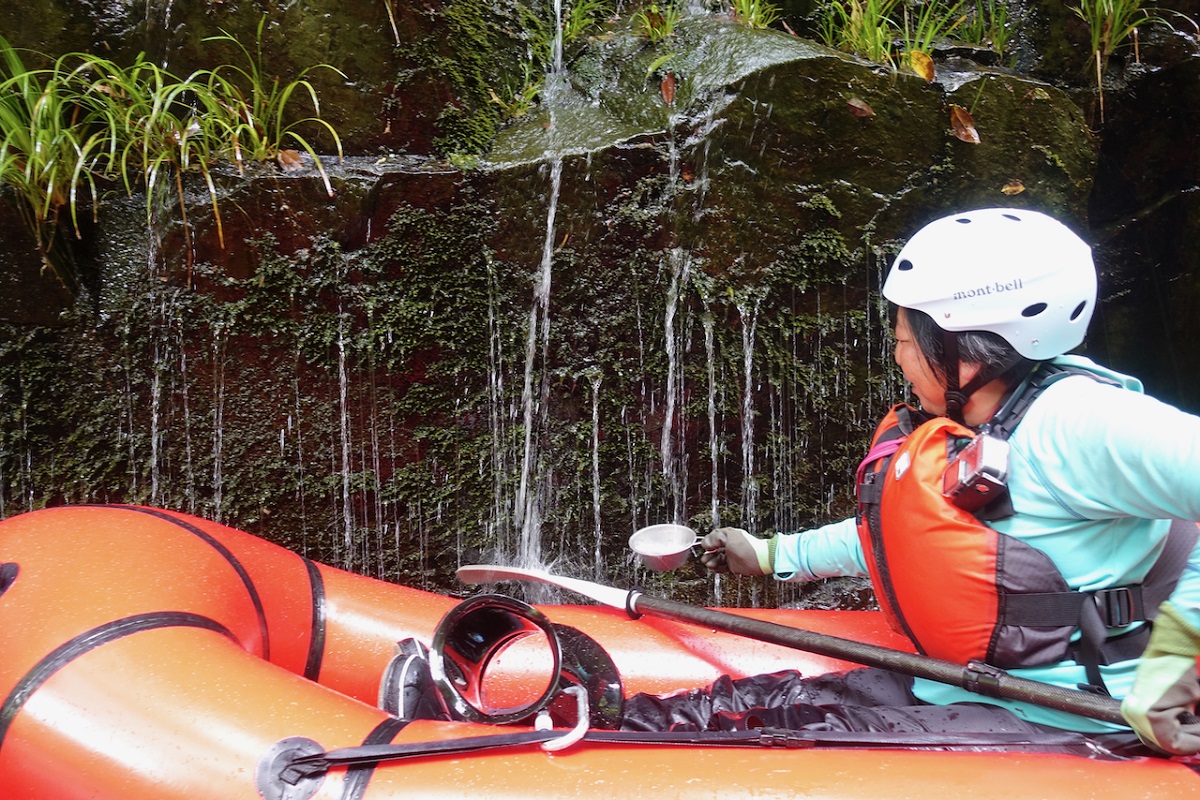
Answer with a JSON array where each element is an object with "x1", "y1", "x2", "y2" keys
[
  {"x1": 854, "y1": 381, "x2": 1200, "y2": 681},
  {"x1": 855, "y1": 406, "x2": 1080, "y2": 668},
  {"x1": 855, "y1": 367, "x2": 1197, "y2": 680}
]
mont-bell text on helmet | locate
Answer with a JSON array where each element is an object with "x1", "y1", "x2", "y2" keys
[{"x1": 952, "y1": 278, "x2": 1024, "y2": 302}]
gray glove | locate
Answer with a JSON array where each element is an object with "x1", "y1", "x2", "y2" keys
[{"x1": 699, "y1": 527, "x2": 775, "y2": 576}]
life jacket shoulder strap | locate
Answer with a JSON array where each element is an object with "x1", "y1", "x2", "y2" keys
[
  {"x1": 856, "y1": 405, "x2": 928, "y2": 508},
  {"x1": 984, "y1": 363, "x2": 1121, "y2": 441}
]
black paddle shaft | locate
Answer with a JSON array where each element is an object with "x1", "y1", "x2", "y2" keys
[{"x1": 633, "y1": 592, "x2": 1127, "y2": 726}]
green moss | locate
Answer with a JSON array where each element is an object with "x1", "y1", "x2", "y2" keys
[
  {"x1": 390, "y1": 0, "x2": 544, "y2": 156},
  {"x1": 433, "y1": 104, "x2": 501, "y2": 157},
  {"x1": 1032, "y1": 144, "x2": 1069, "y2": 174},
  {"x1": 801, "y1": 193, "x2": 843, "y2": 219}
]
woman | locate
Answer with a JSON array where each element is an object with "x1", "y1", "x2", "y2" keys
[{"x1": 694, "y1": 208, "x2": 1200, "y2": 755}]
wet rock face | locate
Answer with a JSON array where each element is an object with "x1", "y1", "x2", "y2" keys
[
  {"x1": 0, "y1": 4, "x2": 1197, "y2": 605},
  {"x1": 1088, "y1": 57, "x2": 1200, "y2": 406}
]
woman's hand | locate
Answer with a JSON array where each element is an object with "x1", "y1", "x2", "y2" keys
[
  {"x1": 699, "y1": 527, "x2": 774, "y2": 576},
  {"x1": 1122, "y1": 603, "x2": 1200, "y2": 755}
]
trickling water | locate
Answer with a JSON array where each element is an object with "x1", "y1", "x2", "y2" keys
[
  {"x1": 178, "y1": 330, "x2": 196, "y2": 514},
  {"x1": 737, "y1": 292, "x2": 763, "y2": 532},
  {"x1": 512, "y1": 0, "x2": 570, "y2": 573},
  {"x1": 119, "y1": 319, "x2": 138, "y2": 500},
  {"x1": 159, "y1": 0, "x2": 175, "y2": 68},
  {"x1": 292, "y1": 347, "x2": 310, "y2": 556},
  {"x1": 486, "y1": 257, "x2": 512, "y2": 557},
  {"x1": 513, "y1": 155, "x2": 560, "y2": 570},
  {"x1": 589, "y1": 370, "x2": 603, "y2": 578},
  {"x1": 148, "y1": 303, "x2": 163, "y2": 506},
  {"x1": 552, "y1": 0, "x2": 564, "y2": 73},
  {"x1": 365, "y1": 306, "x2": 385, "y2": 576},
  {"x1": 337, "y1": 309, "x2": 354, "y2": 569},
  {"x1": 20, "y1": 405, "x2": 29, "y2": 511},
  {"x1": 660, "y1": 247, "x2": 691, "y2": 524},
  {"x1": 210, "y1": 326, "x2": 226, "y2": 523},
  {"x1": 702, "y1": 309, "x2": 719, "y2": 530}
]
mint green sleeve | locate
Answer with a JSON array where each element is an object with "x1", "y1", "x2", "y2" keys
[{"x1": 772, "y1": 517, "x2": 868, "y2": 582}]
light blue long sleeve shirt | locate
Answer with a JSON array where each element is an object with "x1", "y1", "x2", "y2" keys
[{"x1": 771, "y1": 355, "x2": 1200, "y2": 731}]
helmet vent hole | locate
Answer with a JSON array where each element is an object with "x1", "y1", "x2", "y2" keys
[
  {"x1": 1070, "y1": 301, "x2": 1087, "y2": 321},
  {"x1": 1021, "y1": 303, "x2": 1048, "y2": 318},
  {"x1": 954, "y1": 218, "x2": 972, "y2": 224},
  {"x1": 897, "y1": 259, "x2": 913, "y2": 271},
  {"x1": 1002, "y1": 213, "x2": 1022, "y2": 222}
]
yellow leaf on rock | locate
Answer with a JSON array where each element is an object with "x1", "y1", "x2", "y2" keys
[
  {"x1": 1001, "y1": 180, "x2": 1025, "y2": 195},
  {"x1": 909, "y1": 51, "x2": 935, "y2": 82},
  {"x1": 949, "y1": 105, "x2": 980, "y2": 144}
]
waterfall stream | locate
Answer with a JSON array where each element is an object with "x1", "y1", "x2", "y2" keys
[{"x1": 660, "y1": 246, "x2": 690, "y2": 525}]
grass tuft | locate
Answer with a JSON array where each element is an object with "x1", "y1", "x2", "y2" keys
[{"x1": 0, "y1": 20, "x2": 343, "y2": 295}]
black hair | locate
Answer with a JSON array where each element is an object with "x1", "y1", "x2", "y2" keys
[{"x1": 900, "y1": 307, "x2": 1034, "y2": 390}]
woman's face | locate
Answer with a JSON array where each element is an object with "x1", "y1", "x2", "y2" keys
[{"x1": 893, "y1": 308, "x2": 947, "y2": 414}]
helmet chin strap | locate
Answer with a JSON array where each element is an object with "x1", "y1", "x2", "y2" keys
[
  {"x1": 940, "y1": 332, "x2": 1022, "y2": 427},
  {"x1": 942, "y1": 332, "x2": 968, "y2": 424}
]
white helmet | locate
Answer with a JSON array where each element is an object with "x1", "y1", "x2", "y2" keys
[{"x1": 882, "y1": 208, "x2": 1096, "y2": 359}]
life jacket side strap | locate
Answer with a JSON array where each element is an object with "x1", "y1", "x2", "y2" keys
[
  {"x1": 1142, "y1": 519, "x2": 1200, "y2": 615},
  {"x1": 1067, "y1": 625, "x2": 1152, "y2": 668},
  {"x1": 993, "y1": 531, "x2": 1196, "y2": 683},
  {"x1": 1001, "y1": 586, "x2": 1147, "y2": 630},
  {"x1": 855, "y1": 405, "x2": 930, "y2": 651}
]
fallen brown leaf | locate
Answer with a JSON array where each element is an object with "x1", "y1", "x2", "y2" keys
[
  {"x1": 277, "y1": 149, "x2": 305, "y2": 172},
  {"x1": 661, "y1": 72, "x2": 676, "y2": 106},
  {"x1": 847, "y1": 97, "x2": 875, "y2": 117},
  {"x1": 949, "y1": 105, "x2": 980, "y2": 144},
  {"x1": 1001, "y1": 180, "x2": 1025, "y2": 195}
]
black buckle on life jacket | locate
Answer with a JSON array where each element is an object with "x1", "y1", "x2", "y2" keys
[{"x1": 1094, "y1": 586, "x2": 1136, "y2": 628}]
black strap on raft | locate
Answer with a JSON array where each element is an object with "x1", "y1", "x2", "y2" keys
[{"x1": 265, "y1": 726, "x2": 1103, "y2": 789}]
